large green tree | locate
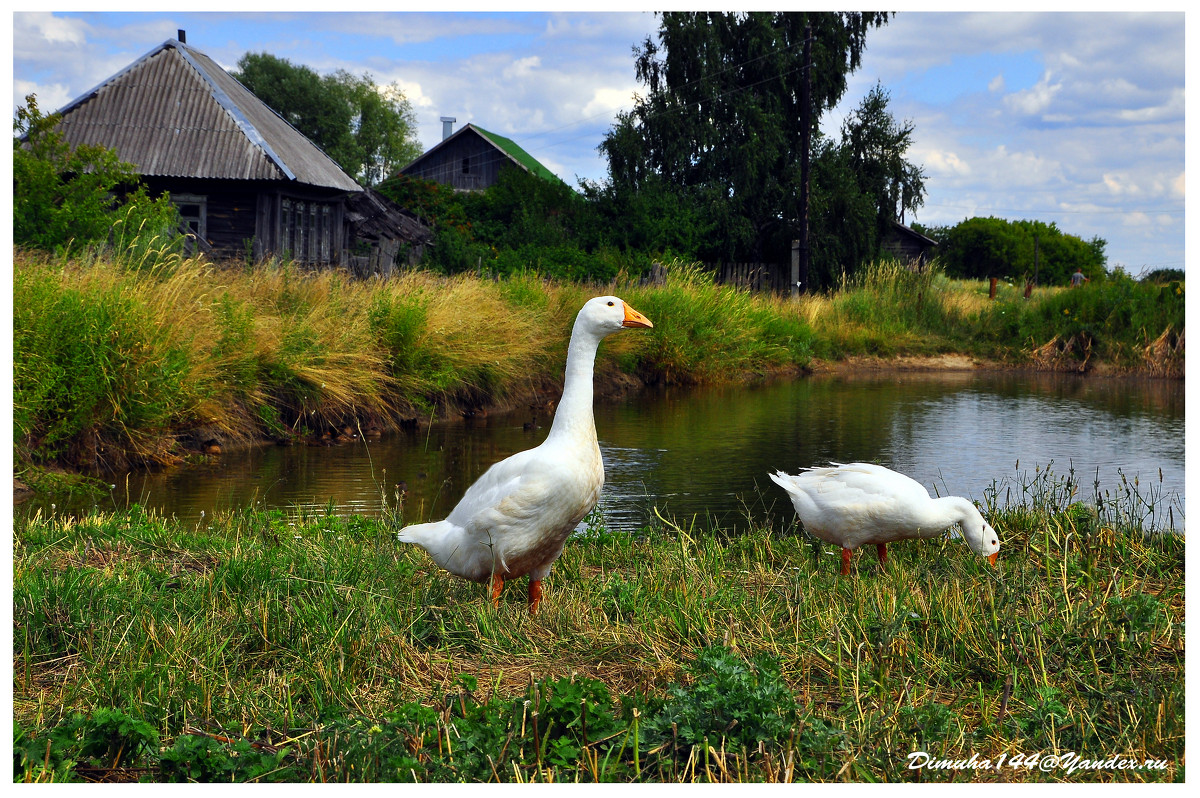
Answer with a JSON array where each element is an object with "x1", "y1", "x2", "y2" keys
[
  {"x1": 801, "y1": 85, "x2": 927, "y2": 288},
  {"x1": 840, "y1": 83, "x2": 926, "y2": 236},
  {"x1": 935, "y1": 216, "x2": 1107, "y2": 284},
  {"x1": 597, "y1": 11, "x2": 890, "y2": 268},
  {"x1": 233, "y1": 53, "x2": 422, "y2": 186}
]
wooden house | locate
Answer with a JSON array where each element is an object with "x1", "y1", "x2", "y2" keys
[
  {"x1": 48, "y1": 32, "x2": 430, "y2": 274},
  {"x1": 399, "y1": 118, "x2": 566, "y2": 191},
  {"x1": 880, "y1": 220, "x2": 939, "y2": 266}
]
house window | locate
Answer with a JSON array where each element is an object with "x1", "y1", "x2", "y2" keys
[
  {"x1": 171, "y1": 193, "x2": 206, "y2": 253},
  {"x1": 462, "y1": 157, "x2": 470, "y2": 174},
  {"x1": 281, "y1": 197, "x2": 336, "y2": 264}
]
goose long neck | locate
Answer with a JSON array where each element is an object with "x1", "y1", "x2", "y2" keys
[
  {"x1": 546, "y1": 320, "x2": 603, "y2": 444},
  {"x1": 932, "y1": 496, "x2": 977, "y2": 529}
]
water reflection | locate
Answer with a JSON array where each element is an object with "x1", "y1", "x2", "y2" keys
[{"x1": 23, "y1": 372, "x2": 1185, "y2": 533}]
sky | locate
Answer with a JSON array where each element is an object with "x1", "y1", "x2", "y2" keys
[{"x1": 7, "y1": 5, "x2": 1189, "y2": 275}]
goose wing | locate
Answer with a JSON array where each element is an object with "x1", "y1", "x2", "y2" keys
[{"x1": 446, "y1": 443, "x2": 602, "y2": 562}]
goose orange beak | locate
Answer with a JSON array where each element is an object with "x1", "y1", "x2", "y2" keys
[
  {"x1": 988, "y1": 552, "x2": 999, "y2": 567},
  {"x1": 622, "y1": 303, "x2": 653, "y2": 328}
]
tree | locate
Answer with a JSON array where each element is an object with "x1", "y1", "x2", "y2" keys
[
  {"x1": 598, "y1": 11, "x2": 890, "y2": 271},
  {"x1": 13, "y1": 94, "x2": 137, "y2": 250},
  {"x1": 937, "y1": 216, "x2": 1107, "y2": 284},
  {"x1": 937, "y1": 217, "x2": 1022, "y2": 280},
  {"x1": 233, "y1": 53, "x2": 421, "y2": 186},
  {"x1": 234, "y1": 52, "x2": 350, "y2": 156},
  {"x1": 331, "y1": 70, "x2": 423, "y2": 186},
  {"x1": 840, "y1": 83, "x2": 926, "y2": 234},
  {"x1": 806, "y1": 133, "x2": 877, "y2": 288},
  {"x1": 796, "y1": 86, "x2": 928, "y2": 288}
]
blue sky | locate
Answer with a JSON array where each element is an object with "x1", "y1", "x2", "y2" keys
[{"x1": 8, "y1": 7, "x2": 1188, "y2": 275}]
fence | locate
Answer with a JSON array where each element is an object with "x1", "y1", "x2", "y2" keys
[
  {"x1": 705, "y1": 241, "x2": 801, "y2": 295},
  {"x1": 707, "y1": 260, "x2": 795, "y2": 294}
]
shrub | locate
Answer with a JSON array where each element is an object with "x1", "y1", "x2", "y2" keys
[
  {"x1": 158, "y1": 734, "x2": 290, "y2": 783},
  {"x1": 643, "y1": 645, "x2": 799, "y2": 751},
  {"x1": 12, "y1": 95, "x2": 186, "y2": 259}
]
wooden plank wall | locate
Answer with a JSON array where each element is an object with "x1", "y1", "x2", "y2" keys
[{"x1": 708, "y1": 261, "x2": 790, "y2": 294}]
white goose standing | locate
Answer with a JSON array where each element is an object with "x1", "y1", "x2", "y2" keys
[
  {"x1": 397, "y1": 296, "x2": 653, "y2": 612},
  {"x1": 769, "y1": 463, "x2": 1000, "y2": 575}
]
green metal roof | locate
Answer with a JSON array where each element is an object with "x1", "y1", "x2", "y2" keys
[{"x1": 471, "y1": 125, "x2": 566, "y2": 186}]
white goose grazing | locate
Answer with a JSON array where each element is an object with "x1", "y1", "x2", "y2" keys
[
  {"x1": 397, "y1": 296, "x2": 653, "y2": 612},
  {"x1": 769, "y1": 463, "x2": 1000, "y2": 575}
]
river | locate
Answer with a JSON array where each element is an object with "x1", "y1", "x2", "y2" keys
[{"x1": 19, "y1": 370, "x2": 1185, "y2": 534}]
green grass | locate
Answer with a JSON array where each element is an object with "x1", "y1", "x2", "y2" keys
[{"x1": 12, "y1": 468, "x2": 1183, "y2": 783}]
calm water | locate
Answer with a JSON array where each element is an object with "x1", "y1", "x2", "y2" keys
[{"x1": 22, "y1": 372, "x2": 1185, "y2": 533}]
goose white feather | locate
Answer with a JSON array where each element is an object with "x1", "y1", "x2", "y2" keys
[
  {"x1": 397, "y1": 296, "x2": 652, "y2": 611},
  {"x1": 769, "y1": 462, "x2": 1000, "y2": 575}
]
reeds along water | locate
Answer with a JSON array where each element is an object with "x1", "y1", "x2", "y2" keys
[{"x1": 13, "y1": 250, "x2": 1182, "y2": 475}]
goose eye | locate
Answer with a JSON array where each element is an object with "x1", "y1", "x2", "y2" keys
[{"x1": 607, "y1": 301, "x2": 615, "y2": 306}]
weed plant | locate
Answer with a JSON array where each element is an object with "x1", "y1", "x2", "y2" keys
[{"x1": 12, "y1": 466, "x2": 1183, "y2": 783}]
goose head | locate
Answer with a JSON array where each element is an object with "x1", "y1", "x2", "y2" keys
[
  {"x1": 577, "y1": 296, "x2": 653, "y2": 336},
  {"x1": 959, "y1": 504, "x2": 1001, "y2": 565}
]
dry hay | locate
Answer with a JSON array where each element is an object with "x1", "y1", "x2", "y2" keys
[
  {"x1": 1030, "y1": 331, "x2": 1093, "y2": 373},
  {"x1": 1142, "y1": 326, "x2": 1184, "y2": 378}
]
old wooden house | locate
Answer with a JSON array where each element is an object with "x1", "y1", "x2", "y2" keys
[
  {"x1": 880, "y1": 220, "x2": 939, "y2": 266},
  {"x1": 49, "y1": 32, "x2": 430, "y2": 274},
  {"x1": 399, "y1": 117, "x2": 565, "y2": 191}
]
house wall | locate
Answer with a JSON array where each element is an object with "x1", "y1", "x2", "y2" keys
[
  {"x1": 406, "y1": 131, "x2": 508, "y2": 191},
  {"x1": 881, "y1": 237, "x2": 925, "y2": 262},
  {"x1": 880, "y1": 227, "x2": 936, "y2": 265},
  {"x1": 144, "y1": 177, "x2": 350, "y2": 264}
]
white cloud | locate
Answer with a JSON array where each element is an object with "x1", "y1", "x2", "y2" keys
[
  {"x1": 916, "y1": 147, "x2": 971, "y2": 179},
  {"x1": 13, "y1": 80, "x2": 71, "y2": 112},
  {"x1": 322, "y1": 12, "x2": 529, "y2": 45},
  {"x1": 18, "y1": 11, "x2": 87, "y2": 46},
  {"x1": 502, "y1": 56, "x2": 542, "y2": 81},
  {"x1": 1003, "y1": 72, "x2": 1063, "y2": 117},
  {"x1": 582, "y1": 86, "x2": 636, "y2": 120}
]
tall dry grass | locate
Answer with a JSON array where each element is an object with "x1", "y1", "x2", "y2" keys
[{"x1": 13, "y1": 250, "x2": 1182, "y2": 475}]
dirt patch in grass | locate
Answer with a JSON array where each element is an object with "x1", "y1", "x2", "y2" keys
[{"x1": 811, "y1": 353, "x2": 994, "y2": 374}]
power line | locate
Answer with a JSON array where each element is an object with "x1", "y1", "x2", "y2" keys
[{"x1": 920, "y1": 202, "x2": 1185, "y2": 217}]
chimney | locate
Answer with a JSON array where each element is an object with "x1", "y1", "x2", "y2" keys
[
  {"x1": 178, "y1": 29, "x2": 186, "y2": 44},
  {"x1": 440, "y1": 116, "x2": 456, "y2": 141}
]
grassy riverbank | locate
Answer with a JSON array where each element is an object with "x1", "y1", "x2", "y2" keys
[
  {"x1": 12, "y1": 465, "x2": 1183, "y2": 783},
  {"x1": 13, "y1": 248, "x2": 1183, "y2": 479}
]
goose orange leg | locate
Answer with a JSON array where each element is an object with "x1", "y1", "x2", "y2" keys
[
  {"x1": 876, "y1": 543, "x2": 888, "y2": 566},
  {"x1": 840, "y1": 547, "x2": 853, "y2": 575},
  {"x1": 528, "y1": 580, "x2": 543, "y2": 614},
  {"x1": 490, "y1": 574, "x2": 504, "y2": 607}
]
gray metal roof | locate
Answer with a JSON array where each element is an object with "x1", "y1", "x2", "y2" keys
[{"x1": 54, "y1": 39, "x2": 362, "y2": 192}]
